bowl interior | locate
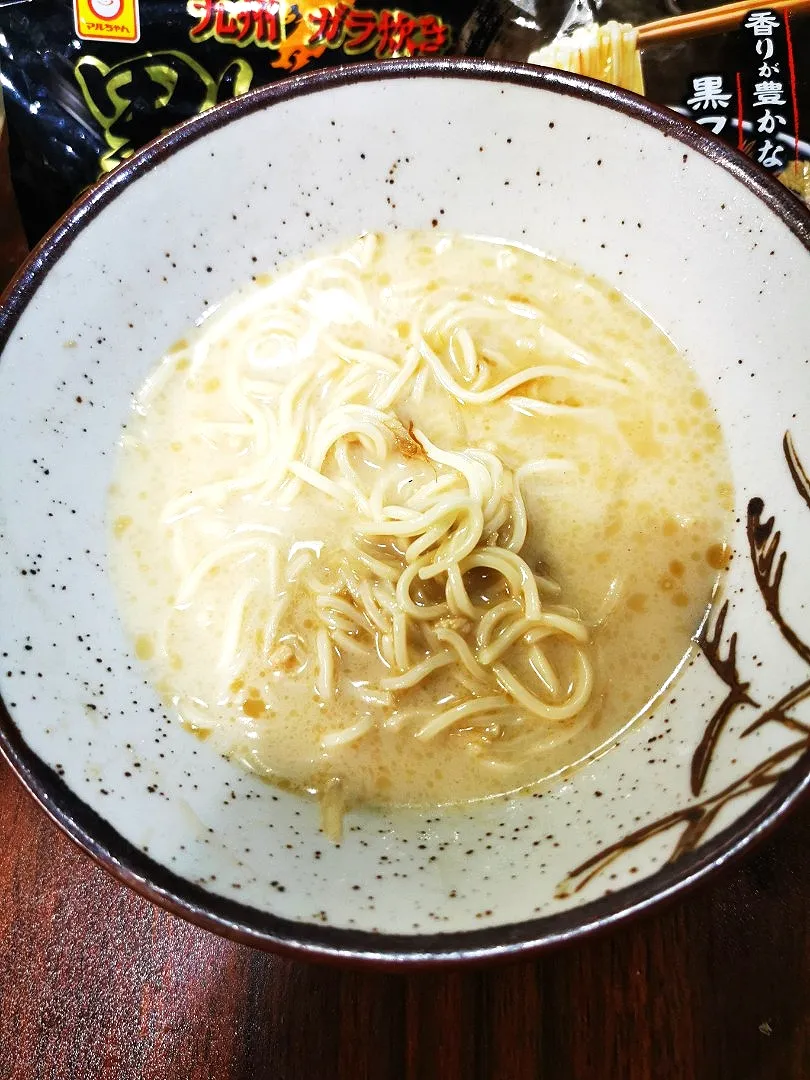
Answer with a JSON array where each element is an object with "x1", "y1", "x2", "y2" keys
[{"x1": 1, "y1": 62, "x2": 809, "y2": 960}]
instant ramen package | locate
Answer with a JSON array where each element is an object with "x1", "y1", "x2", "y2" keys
[
  {"x1": 466, "y1": 0, "x2": 810, "y2": 201},
  {"x1": 0, "y1": 82, "x2": 27, "y2": 287},
  {"x1": 0, "y1": 0, "x2": 495, "y2": 240},
  {"x1": 0, "y1": 0, "x2": 808, "y2": 244}
]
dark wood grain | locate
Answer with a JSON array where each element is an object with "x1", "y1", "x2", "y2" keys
[{"x1": 0, "y1": 757, "x2": 807, "y2": 1080}]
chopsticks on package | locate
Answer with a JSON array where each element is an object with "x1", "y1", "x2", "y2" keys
[{"x1": 637, "y1": 0, "x2": 810, "y2": 47}]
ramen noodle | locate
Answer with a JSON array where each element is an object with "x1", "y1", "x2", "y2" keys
[{"x1": 529, "y1": 21, "x2": 645, "y2": 95}]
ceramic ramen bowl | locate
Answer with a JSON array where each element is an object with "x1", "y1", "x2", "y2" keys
[{"x1": 1, "y1": 59, "x2": 809, "y2": 965}]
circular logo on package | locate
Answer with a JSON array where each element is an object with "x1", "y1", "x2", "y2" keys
[{"x1": 89, "y1": 0, "x2": 123, "y2": 19}]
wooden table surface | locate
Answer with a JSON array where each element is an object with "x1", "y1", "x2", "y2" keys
[{"x1": 0, "y1": 757, "x2": 807, "y2": 1080}]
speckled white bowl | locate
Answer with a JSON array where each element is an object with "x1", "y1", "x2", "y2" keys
[{"x1": 1, "y1": 59, "x2": 809, "y2": 965}]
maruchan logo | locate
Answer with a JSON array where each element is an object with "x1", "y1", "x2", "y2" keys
[{"x1": 74, "y1": 0, "x2": 140, "y2": 42}]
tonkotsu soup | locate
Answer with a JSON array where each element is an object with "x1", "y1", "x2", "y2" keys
[{"x1": 109, "y1": 232, "x2": 732, "y2": 835}]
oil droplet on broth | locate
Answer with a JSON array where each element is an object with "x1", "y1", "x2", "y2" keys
[
  {"x1": 134, "y1": 634, "x2": 154, "y2": 660},
  {"x1": 706, "y1": 543, "x2": 731, "y2": 570},
  {"x1": 243, "y1": 697, "x2": 267, "y2": 719}
]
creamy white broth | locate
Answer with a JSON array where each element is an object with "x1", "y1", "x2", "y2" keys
[{"x1": 109, "y1": 232, "x2": 732, "y2": 819}]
